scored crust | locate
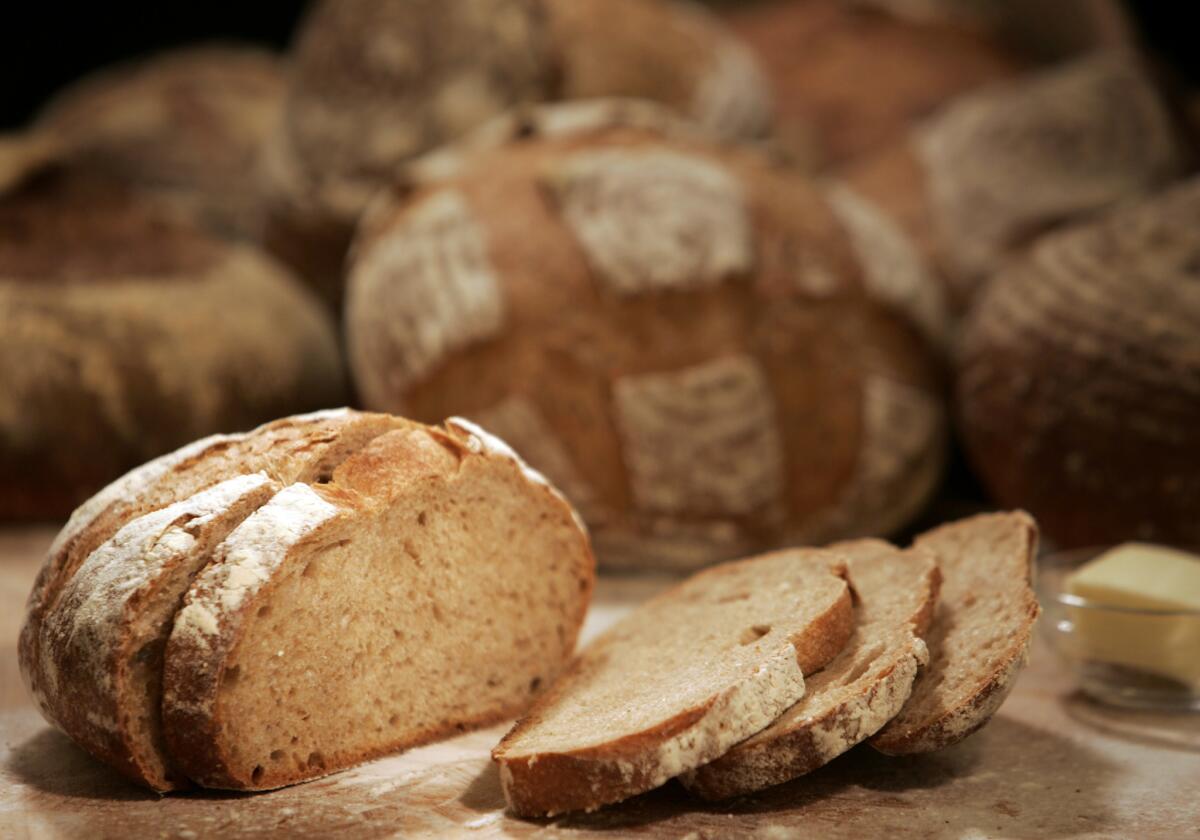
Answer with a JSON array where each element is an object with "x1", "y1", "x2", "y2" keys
[
  {"x1": 492, "y1": 549, "x2": 854, "y2": 817},
  {"x1": 19, "y1": 410, "x2": 413, "y2": 769},
  {"x1": 681, "y1": 539, "x2": 940, "y2": 800},
  {"x1": 871, "y1": 511, "x2": 1039, "y2": 754}
]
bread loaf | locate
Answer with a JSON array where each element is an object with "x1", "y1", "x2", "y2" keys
[
  {"x1": 261, "y1": 0, "x2": 770, "y2": 304},
  {"x1": 957, "y1": 180, "x2": 1200, "y2": 549},
  {"x1": 846, "y1": 50, "x2": 1186, "y2": 310},
  {"x1": 36, "y1": 45, "x2": 284, "y2": 239},
  {"x1": 0, "y1": 152, "x2": 344, "y2": 520},
  {"x1": 722, "y1": 0, "x2": 1022, "y2": 167},
  {"x1": 681, "y1": 539, "x2": 940, "y2": 800},
  {"x1": 22, "y1": 410, "x2": 593, "y2": 791},
  {"x1": 345, "y1": 100, "x2": 947, "y2": 571},
  {"x1": 493, "y1": 547, "x2": 852, "y2": 816}
]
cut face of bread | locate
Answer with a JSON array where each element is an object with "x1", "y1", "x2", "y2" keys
[
  {"x1": 681, "y1": 539, "x2": 940, "y2": 800},
  {"x1": 161, "y1": 423, "x2": 593, "y2": 790},
  {"x1": 492, "y1": 549, "x2": 854, "y2": 817},
  {"x1": 871, "y1": 511, "x2": 1039, "y2": 754}
]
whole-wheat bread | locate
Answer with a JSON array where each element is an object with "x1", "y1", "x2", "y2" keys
[
  {"x1": 871, "y1": 511, "x2": 1039, "y2": 754},
  {"x1": 22, "y1": 411, "x2": 593, "y2": 791},
  {"x1": 681, "y1": 539, "x2": 940, "y2": 799},
  {"x1": 492, "y1": 549, "x2": 854, "y2": 817}
]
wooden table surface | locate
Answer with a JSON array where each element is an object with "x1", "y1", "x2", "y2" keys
[{"x1": 2, "y1": 526, "x2": 1198, "y2": 840}]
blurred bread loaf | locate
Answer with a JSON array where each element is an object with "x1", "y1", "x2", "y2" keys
[
  {"x1": 344, "y1": 100, "x2": 946, "y2": 571},
  {"x1": 0, "y1": 149, "x2": 344, "y2": 520},
  {"x1": 36, "y1": 45, "x2": 284, "y2": 239},
  {"x1": 847, "y1": 50, "x2": 1186, "y2": 311},
  {"x1": 722, "y1": 0, "x2": 1023, "y2": 167},
  {"x1": 957, "y1": 178, "x2": 1200, "y2": 548},
  {"x1": 261, "y1": 0, "x2": 771, "y2": 305}
]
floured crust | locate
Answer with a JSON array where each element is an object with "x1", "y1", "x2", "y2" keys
[
  {"x1": 681, "y1": 540, "x2": 940, "y2": 800},
  {"x1": 18, "y1": 410, "x2": 410, "y2": 751},
  {"x1": 347, "y1": 98, "x2": 945, "y2": 572},
  {"x1": 37, "y1": 474, "x2": 280, "y2": 790},
  {"x1": 493, "y1": 549, "x2": 853, "y2": 816},
  {"x1": 871, "y1": 511, "x2": 1039, "y2": 754}
]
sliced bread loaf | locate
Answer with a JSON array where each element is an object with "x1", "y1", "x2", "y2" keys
[
  {"x1": 871, "y1": 511, "x2": 1039, "y2": 754},
  {"x1": 23, "y1": 411, "x2": 593, "y2": 792},
  {"x1": 492, "y1": 549, "x2": 854, "y2": 817},
  {"x1": 681, "y1": 539, "x2": 940, "y2": 800},
  {"x1": 161, "y1": 419, "x2": 592, "y2": 790}
]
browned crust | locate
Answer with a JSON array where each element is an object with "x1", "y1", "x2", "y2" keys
[
  {"x1": 492, "y1": 558, "x2": 852, "y2": 817},
  {"x1": 870, "y1": 511, "x2": 1040, "y2": 754}
]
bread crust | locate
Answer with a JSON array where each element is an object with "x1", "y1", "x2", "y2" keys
[{"x1": 347, "y1": 98, "x2": 946, "y2": 572}]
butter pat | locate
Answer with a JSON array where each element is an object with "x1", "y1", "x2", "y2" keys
[{"x1": 1066, "y1": 543, "x2": 1200, "y2": 686}]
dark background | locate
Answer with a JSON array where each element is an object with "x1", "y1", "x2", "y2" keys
[{"x1": 0, "y1": 2, "x2": 1196, "y2": 131}]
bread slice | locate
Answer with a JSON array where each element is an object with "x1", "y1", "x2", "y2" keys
[
  {"x1": 871, "y1": 511, "x2": 1039, "y2": 754},
  {"x1": 160, "y1": 419, "x2": 593, "y2": 790},
  {"x1": 39, "y1": 474, "x2": 280, "y2": 790},
  {"x1": 681, "y1": 539, "x2": 941, "y2": 799},
  {"x1": 492, "y1": 549, "x2": 855, "y2": 817}
]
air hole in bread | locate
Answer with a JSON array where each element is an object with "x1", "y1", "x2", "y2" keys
[
  {"x1": 529, "y1": 676, "x2": 542, "y2": 693},
  {"x1": 417, "y1": 511, "x2": 428, "y2": 526},
  {"x1": 257, "y1": 606, "x2": 272, "y2": 619},
  {"x1": 269, "y1": 750, "x2": 285, "y2": 762},
  {"x1": 251, "y1": 765, "x2": 264, "y2": 783},
  {"x1": 739, "y1": 624, "x2": 772, "y2": 645},
  {"x1": 306, "y1": 751, "x2": 325, "y2": 770},
  {"x1": 301, "y1": 560, "x2": 317, "y2": 579},
  {"x1": 224, "y1": 665, "x2": 241, "y2": 687},
  {"x1": 388, "y1": 714, "x2": 399, "y2": 726}
]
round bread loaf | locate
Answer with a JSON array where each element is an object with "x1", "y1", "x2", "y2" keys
[
  {"x1": 0, "y1": 152, "x2": 345, "y2": 521},
  {"x1": 957, "y1": 177, "x2": 1200, "y2": 549},
  {"x1": 846, "y1": 50, "x2": 1186, "y2": 312},
  {"x1": 721, "y1": 0, "x2": 1022, "y2": 168},
  {"x1": 344, "y1": 100, "x2": 946, "y2": 571},
  {"x1": 261, "y1": 0, "x2": 770, "y2": 305},
  {"x1": 36, "y1": 45, "x2": 284, "y2": 239}
]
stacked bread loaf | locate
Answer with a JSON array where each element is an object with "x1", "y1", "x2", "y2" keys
[
  {"x1": 957, "y1": 177, "x2": 1200, "y2": 549},
  {"x1": 344, "y1": 100, "x2": 947, "y2": 571},
  {"x1": 19, "y1": 409, "x2": 594, "y2": 791},
  {"x1": 0, "y1": 145, "x2": 344, "y2": 520},
  {"x1": 846, "y1": 50, "x2": 1186, "y2": 313},
  {"x1": 261, "y1": 0, "x2": 772, "y2": 304},
  {"x1": 35, "y1": 45, "x2": 284, "y2": 239}
]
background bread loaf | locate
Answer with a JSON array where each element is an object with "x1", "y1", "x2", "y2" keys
[
  {"x1": 345, "y1": 101, "x2": 946, "y2": 571},
  {"x1": 36, "y1": 45, "x2": 284, "y2": 239},
  {"x1": 0, "y1": 153, "x2": 345, "y2": 520},
  {"x1": 846, "y1": 50, "x2": 1187, "y2": 312},
  {"x1": 720, "y1": 0, "x2": 1023, "y2": 167},
  {"x1": 957, "y1": 178, "x2": 1200, "y2": 549},
  {"x1": 261, "y1": 0, "x2": 770, "y2": 305}
]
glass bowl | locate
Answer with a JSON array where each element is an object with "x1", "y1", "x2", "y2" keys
[{"x1": 1037, "y1": 546, "x2": 1200, "y2": 712}]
